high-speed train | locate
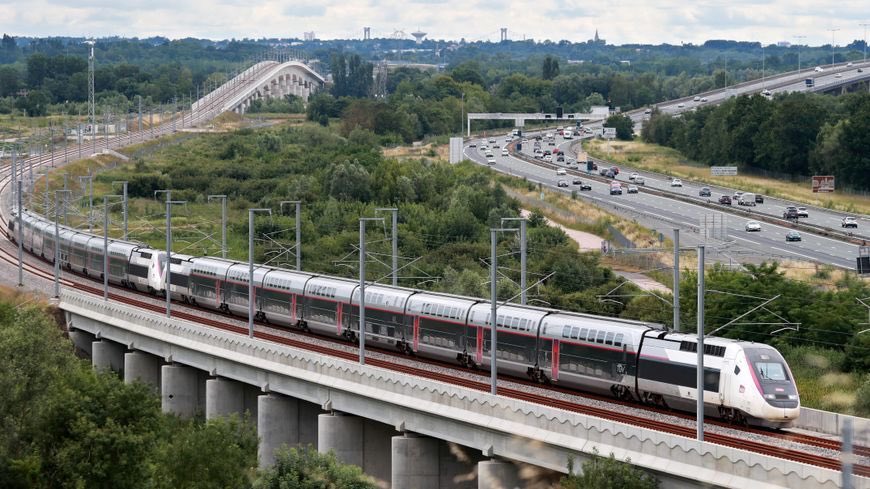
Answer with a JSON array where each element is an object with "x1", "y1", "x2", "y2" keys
[{"x1": 11, "y1": 207, "x2": 800, "y2": 428}]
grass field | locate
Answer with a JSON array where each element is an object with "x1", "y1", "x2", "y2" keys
[{"x1": 585, "y1": 139, "x2": 870, "y2": 215}]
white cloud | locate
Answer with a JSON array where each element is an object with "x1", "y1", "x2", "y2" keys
[{"x1": 0, "y1": 0, "x2": 866, "y2": 46}]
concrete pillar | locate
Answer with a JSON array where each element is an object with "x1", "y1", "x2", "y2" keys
[
  {"x1": 205, "y1": 377, "x2": 244, "y2": 420},
  {"x1": 318, "y1": 412, "x2": 363, "y2": 467},
  {"x1": 478, "y1": 459, "x2": 520, "y2": 489},
  {"x1": 298, "y1": 400, "x2": 320, "y2": 446},
  {"x1": 91, "y1": 339, "x2": 125, "y2": 374},
  {"x1": 161, "y1": 364, "x2": 199, "y2": 418},
  {"x1": 392, "y1": 434, "x2": 439, "y2": 489},
  {"x1": 258, "y1": 393, "x2": 299, "y2": 467},
  {"x1": 124, "y1": 351, "x2": 161, "y2": 391},
  {"x1": 68, "y1": 329, "x2": 94, "y2": 356}
]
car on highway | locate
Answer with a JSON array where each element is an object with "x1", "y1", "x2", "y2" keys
[
  {"x1": 556, "y1": 168, "x2": 567, "y2": 175},
  {"x1": 501, "y1": 148, "x2": 509, "y2": 156},
  {"x1": 480, "y1": 144, "x2": 488, "y2": 151},
  {"x1": 859, "y1": 68, "x2": 864, "y2": 73},
  {"x1": 700, "y1": 97, "x2": 708, "y2": 102},
  {"x1": 699, "y1": 187, "x2": 711, "y2": 197},
  {"x1": 693, "y1": 96, "x2": 701, "y2": 102},
  {"x1": 814, "y1": 66, "x2": 824, "y2": 72},
  {"x1": 556, "y1": 155, "x2": 565, "y2": 162},
  {"x1": 548, "y1": 141, "x2": 556, "y2": 146},
  {"x1": 842, "y1": 217, "x2": 858, "y2": 228},
  {"x1": 488, "y1": 138, "x2": 496, "y2": 144},
  {"x1": 785, "y1": 231, "x2": 802, "y2": 242},
  {"x1": 733, "y1": 191, "x2": 744, "y2": 201},
  {"x1": 544, "y1": 154, "x2": 553, "y2": 162},
  {"x1": 610, "y1": 166, "x2": 620, "y2": 175},
  {"x1": 634, "y1": 176, "x2": 645, "y2": 185},
  {"x1": 486, "y1": 157, "x2": 496, "y2": 165},
  {"x1": 644, "y1": 108, "x2": 652, "y2": 114},
  {"x1": 572, "y1": 179, "x2": 592, "y2": 190},
  {"x1": 627, "y1": 185, "x2": 639, "y2": 194},
  {"x1": 847, "y1": 62, "x2": 854, "y2": 67},
  {"x1": 835, "y1": 73, "x2": 843, "y2": 79},
  {"x1": 797, "y1": 207, "x2": 809, "y2": 218},
  {"x1": 629, "y1": 172, "x2": 639, "y2": 181},
  {"x1": 745, "y1": 220, "x2": 762, "y2": 232},
  {"x1": 557, "y1": 179, "x2": 569, "y2": 188},
  {"x1": 605, "y1": 169, "x2": 616, "y2": 178},
  {"x1": 755, "y1": 194, "x2": 764, "y2": 204},
  {"x1": 677, "y1": 102, "x2": 685, "y2": 108},
  {"x1": 761, "y1": 89, "x2": 772, "y2": 97},
  {"x1": 670, "y1": 178, "x2": 683, "y2": 187},
  {"x1": 719, "y1": 195, "x2": 732, "y2": 205},
  {"x1": 469, "y1": 142, "x2": 477, "y2": 148},
  {"x1": 609, "y1": 182, "x2": 623, "y2": 195},
  {"x1": 783, "y1": 206, "x2": 799, "y2": 219}
]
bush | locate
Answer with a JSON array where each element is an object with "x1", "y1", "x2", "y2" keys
[
  {"x1": 254, "y1": 446, "x2": 377, "y2": 489},
  {"x1": 856, "y1": 378, "x2": 870, "y2": 417},
  {"x1": 561, "y1": 449, "x2": 658, "y2": 489}
]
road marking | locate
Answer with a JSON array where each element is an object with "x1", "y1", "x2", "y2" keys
[{"x1": 771, "y1": 246, "x2": 825, "y2": 262}]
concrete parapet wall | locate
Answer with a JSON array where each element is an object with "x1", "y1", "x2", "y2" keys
[
  {"x1": 59, "y1": 290, "x2": 849, "y2": 489},
  {"x1": 793, "y1": 408, "x2": 870, "y2": 443}
]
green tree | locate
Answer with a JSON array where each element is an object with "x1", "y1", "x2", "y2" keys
[
  {"x1": 605, "y1": 114, "x2": 634, "y2": 140},
  {"x1": 561, "y1": 450, "x2": 658, "y2": 489},
  {"x1": 542, "y1": 55, "x2": 560, "y2": 80},
  {"x1": 254, "y1": 446, "x2": 378, "y2": 489},
  {"x1": 0, "y1": 66, "x2": 19, "y2": 97},
  {"x1": 153, "y1": 415, "x2": 258, "y2": 489}
]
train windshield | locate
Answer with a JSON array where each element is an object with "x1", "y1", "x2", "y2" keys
[{"x1": 754, "y1": 362, "x2": 788, "y2": 381}]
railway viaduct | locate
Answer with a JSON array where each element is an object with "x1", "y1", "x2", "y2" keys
[{"x1": 4, "y1": 60, "x2": 867, "y2": 489}]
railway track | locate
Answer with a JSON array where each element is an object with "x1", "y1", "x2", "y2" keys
[{"x1": 1, "y1": 72, "x2": 867, "y2": 481}]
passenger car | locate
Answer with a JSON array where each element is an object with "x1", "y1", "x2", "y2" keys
[
  {"x1": 670, "y1": 179, "x2": 683, "y2": 187},
  {"x1": 609, "y1": 183, "x2": 623, "y2": 195},
  {"x1": 573, "y1": 179, "x2": 592, "y2": 190},
  {"x1": 783, "y1": 206, "x2": 799, "y2": 219},
  {"x1": 557, "y1": 179, "x2": 568, "y2": 188},
  {"x1": 745, "y1": 221, "x2": 761, "y2": 232},
  {"x1": 796, "y1": 207, "x2": 809, "y2": 218},
  {"x1": 814, "y1": 66, "x2": 824, "y2": 72},
  {"x1": 693, "y1": 96, "x2": 701, "y2": 102},
  {"x1": 556, "y1": 168, "x2": 567, "y2": 175},
  {"x1": 755, "y1": 194, "x2": 764, "y2": 204},
  {"x1": 629, "y1": 172, "x2": 639, "y2": 181},
  {"x1": 627, "y1": 185, "x2": 639, "y2": 194},
  {"x1": 486, "y1": 157, "x2": 496, "y2": 165},
  {"x1": 699, "y1": 187, "x2": 711, "y2": 197},
  {"x1": 842, "y1": 217, "x2": 858, "y2": 228},
  {"x1": 785, "y1": 231, "x2": 802, "y2": 242},
  {"x1": 634, "y1": 177, "x2": 645, "y2": 185},
  {"x1": 719, "y1": 195, "x2": 732, "y2": 205}
]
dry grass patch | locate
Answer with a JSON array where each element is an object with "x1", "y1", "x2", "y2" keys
[
  {"x1": 585, "y1": 139, "x2": 870, "y2": 214},
  {"x1": 383, "y1": 142, "x2": 447, "y2": 161}
]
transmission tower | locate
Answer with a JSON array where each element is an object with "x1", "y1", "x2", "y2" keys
[
  {"x1": 375, "y1": 60, "x2": 388, "y2": 98},
  {"x1": 84, "y1": 39, "x2": 96, "y2": 135}
]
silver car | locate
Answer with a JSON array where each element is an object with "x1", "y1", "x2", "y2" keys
[{"x1": 745, "y1": 220, "x2": 761, "y2": 232}]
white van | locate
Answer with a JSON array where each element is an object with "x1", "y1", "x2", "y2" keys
[{"x1": 738, "y1": 193, "x2": 756, "y2": 206}]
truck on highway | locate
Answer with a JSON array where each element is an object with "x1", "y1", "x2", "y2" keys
[
  {"x1": 805, "y1": 78, "x2": 814, "y2": 88},
  {"x1": 738, "y1": 193, "x2": 756, "y2": 206}
]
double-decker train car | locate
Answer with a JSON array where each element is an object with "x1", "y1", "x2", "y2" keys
[{"x1": 11, "y1": 207, "x2": 800, "y2": 428}]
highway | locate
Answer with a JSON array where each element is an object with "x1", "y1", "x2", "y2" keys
[{"x1": 465, "y1": 130, "x2": 861, "y2": 270}]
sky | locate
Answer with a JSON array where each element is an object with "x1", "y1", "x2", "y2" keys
[{"x1": 0, "y1": 0, "x2": 868, "y2": 47}]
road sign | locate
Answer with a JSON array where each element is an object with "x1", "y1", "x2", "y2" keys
[
  {"x1": 710, "y1": 166, "x2": 738, "y2": 176},
  {"x1": 602, "y1": 127, "x2": 616, "y2": 139},
  {"x1": 859, "y1": 247, "x2": 870, "y2": 275},
  {"x1": 812, "y1": 175, "x2": 835, "y2": 193}
]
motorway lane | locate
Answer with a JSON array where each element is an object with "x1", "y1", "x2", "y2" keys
[{"x1": 467, "y1": 133, "x2": 859, "y2": 269}]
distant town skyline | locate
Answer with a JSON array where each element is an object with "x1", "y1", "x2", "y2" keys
[{"x1": 0, "y1": 0, "x2": 868, "y2": 47}]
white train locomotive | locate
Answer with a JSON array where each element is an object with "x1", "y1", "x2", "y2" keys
[{"x1": 11, "y1": 208, "x2": 800, "y2": 428}]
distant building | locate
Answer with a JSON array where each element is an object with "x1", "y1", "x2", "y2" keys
[
  {"x1": 303, "y1": 32, "x2": 316, "y2": 41},
  {"x1": 777, "y1": 41, "x2": 791, "y2": 47},
  {"x1": 589, "y1": 29, "x2": 606, "y2": 45}
]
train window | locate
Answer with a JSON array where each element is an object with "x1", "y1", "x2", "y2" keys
[
  {"x1": 587, "y1": 329, "x2": 595, "y2": 342},
  {"x1": 562, "y1": 326, "x2": 570, "y2": 338},
  {"x1": 510, "y1": 317, "x2": 520, "y2": 329},
  {"x1": 497, "y1": 315, "x2": 504, "y2": 326},
  {"x1": 579, "y1": 328, "x2": 588, "y2": 341},
  {"x1": 596, "y1": 331, "x2": 606, "y2": 344},
  {"x1": 571, "y1": 326, "x2": 580, "y2": 339},
  {"x1": 605, "y1": 332, "x2": 614, "y2": 346},
  {"x1": 140, "y1": 252, "x2": 152, "y2": 259},
  {"x1": 614, "y1": 334, "x2": 624, "y2": 347},
  {"x1": 734, "y1": 365, "x2": 740, "y2": 375}
]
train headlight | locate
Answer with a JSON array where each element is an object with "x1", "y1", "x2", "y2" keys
[
  {"x1": 764, "y1": 394, "x2": 775, "y2": 400},
  {"x1": 788, "y1": 395, "x2": 797, "y2": 400}
]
